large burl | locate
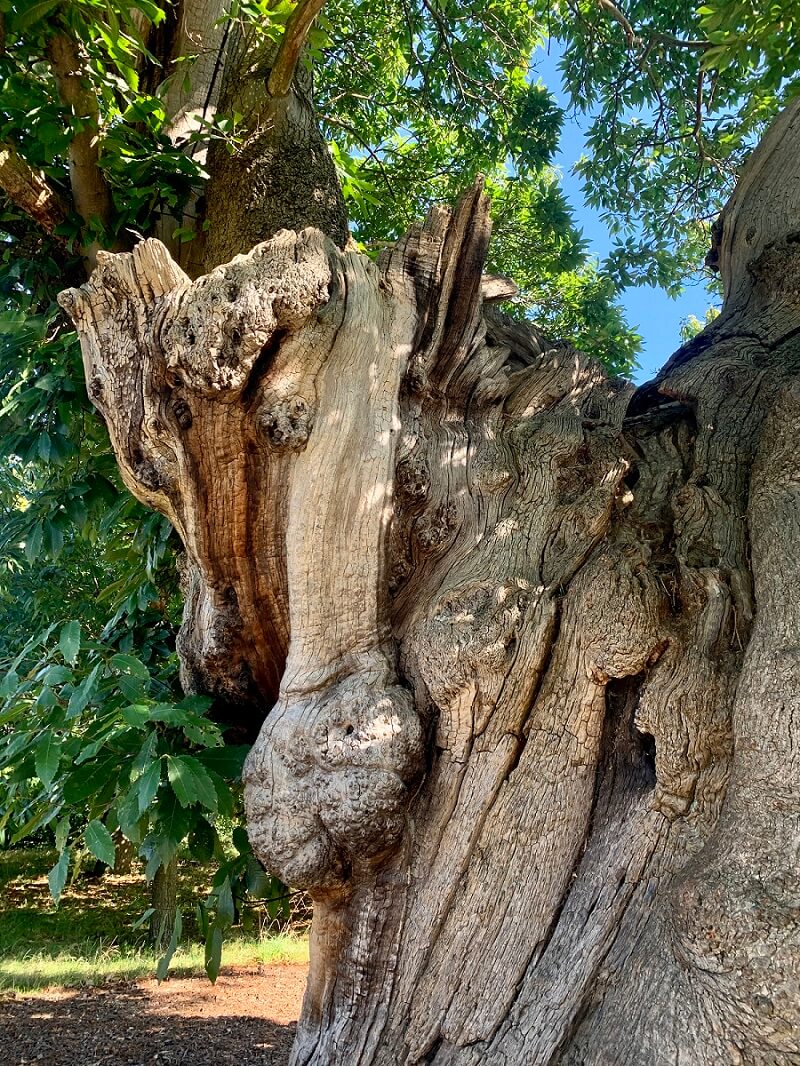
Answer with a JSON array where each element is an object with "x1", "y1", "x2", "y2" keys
[{"x1": 58, "y1": 215, "x2": 439, "y2": 890}]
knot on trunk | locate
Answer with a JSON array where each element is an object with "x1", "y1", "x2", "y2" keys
[{"x1": 243, "y1": 674, "x2": 423, "y2": 890}]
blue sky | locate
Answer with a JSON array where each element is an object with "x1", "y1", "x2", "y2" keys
[{"x1": 533, "y1": 45, "x2": 717, "y2": 383}]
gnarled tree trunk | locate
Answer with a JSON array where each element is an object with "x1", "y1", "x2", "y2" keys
[{"x1": 58, "y1": 100, "x2": 800, "y2": 1065}]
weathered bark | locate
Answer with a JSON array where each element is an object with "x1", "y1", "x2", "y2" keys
[
  {"x1": 141, "y1": 0, "x2": 230, "y2": 276},
  {"x1": 47, "y1": 32, "x2": 116, "y2": 268},
  {"x1": 137, "y1": 0, "x2": 347, "y2": 274},
  {"x1": 59, "y1": 101, "x2": 800, "y2": 1064},
  {"x1": 202, "y1": 25, "x2": 349, "y2": 267},
  {"x1": 0, "y1": 142, "x2": 68, "y2": 236}
]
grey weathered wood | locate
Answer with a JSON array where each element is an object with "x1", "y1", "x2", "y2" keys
[{"x1": 59, "y1": 106, "x2": 800, "y2": 1064}]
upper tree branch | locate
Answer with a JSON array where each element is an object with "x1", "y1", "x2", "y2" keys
[
  {"x1": 47, "y1": 32, "x2": 114, "y2": 267},
  {"x1": 596, "y1": 0, "x2": 640, "y2": 48},
  {"x1": 0, "y1": 142, "x2": 68, "y2": 236},
  {"x1": 595, "y1": 0, "x2": 711, "y2": 53},
  {"x1": 267, "y1": 0, "x2": 326, "y2": 98}
]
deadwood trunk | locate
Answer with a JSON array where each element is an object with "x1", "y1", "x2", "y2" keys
[{"x1": 59, "y1": 101, "x2": 800, "y2": 1065}]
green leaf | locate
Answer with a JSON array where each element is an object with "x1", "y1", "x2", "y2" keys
[
  {"x1": 122, "y1": 703, "x2": 151, "y2": 727},
  {"x1": 188, "y1": 816, "x2": 215, "y2": 862},
  {"x1": 209, "y1": 770, "x2": 235, "y2": 818},
  {"x1": 119, "y1": 674, "x2": 148, "y2": 702},
  {"x1": 54, "y1": 815, "x2": 70, "y2": 854},
  {"x1": 58, "y1": 620, "x2": 81, "y2": 666},
  {"x1": 13, "y1": 0, "x2": 61, "y2": 30},
  {"x1": 132, "y1": 730, "x2": 158, "y2": 772},
  {"x1": 111, "y1": 654, "x2": 150, "y2": 679},
  {"x1": 75, "y1": 734, "x2": 114, "y2": 765},
  {"x1": 232, "y1": 826, "x2": 250, "y2": 855},
  {"x1": 156, "y1": 909, "x2": 182, "y2": 982},
  {"x1": 196, "y1": 745, "x2": 250, "y2": 779},
  {"x1": 35, "y1": 687, "x2": 58, "y2": 710},
  {"x1": 44, "y1": 520, "x2": 64, "y2": 558},
  {"x1": 132, "y1": 907, "x2": 155, "y2": 931},
  {"x1": 215, "y1": 876, "x2": 235, "y2": 926},
  {"x1": 40, "y1": 664, "x2": 72, "y2": 686},
  {"x1": 10, "y1": 802, "x2": 56, "y2": 843},
  {"x1": 137, "y1": 759, "x2": 162, "y2": 814},
  {"x1": 35, "y1": 731, "x2": 62, "y2": 789},
  {"x1": 85, "y1": 819, "x2": 116, "y2": 867},
  {"x1": 166, "y1": 755, "x2": 218, "y2": 811},
  {"x1": 154, "y1": 788, "x2": 192, "y2": 851},
  {"x1": 0, "y1": 670, "x2": 20, "y2": 698},
  {"x1": 204, "y1": 923, "x2": 223, "y2": 984},
  {"x1": 48, "y1": 848, "x2": 70, "y2": 905},
  {"x1": 245, "y1": 857, "x2": 273, "y2": 899},
  {"x1": 117, "y1": 785, "x2": 145, "y2": 841},
  {"x1": 24, "y1": 523, "x2": 43, "y2": 563},
  {"x1": 148, "y1": 703, "x2": 189, "y2": 725},
  {"x1": 179, "y1": 694, "x2": 213, "y2": 714},
  {"x1": 67, "y1": 663, "x2": 101, "y2": 718},
  {"x1": 1, "y1": 732, "x2": 33, "y2": 768},
  {"x1": 63, "y1": 755, "x2": 118, "y2": 804}
]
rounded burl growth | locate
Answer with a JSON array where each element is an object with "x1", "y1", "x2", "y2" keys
[{"x1": 243, "y1": 675, "x2": 423, "y2": 891}]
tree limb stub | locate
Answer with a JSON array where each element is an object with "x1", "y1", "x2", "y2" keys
[
  {"x1": 59, "y1": 141, "x2": 800, "y2": 1061},
  {"x1": 0, "y1": 142, "x2": 68, "y2": 236}
]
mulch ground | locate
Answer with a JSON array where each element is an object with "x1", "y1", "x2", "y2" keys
[{"x1": 0, "y1": 963, "x2": 308, "y2": 1066}]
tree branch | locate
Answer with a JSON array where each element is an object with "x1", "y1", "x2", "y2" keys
[
  {"x1": 650, "y1": 31, "x2": 711, "y2": 51},
  {"x1": 47, "y1": 32, "x2": 114, "y2": 267},
  {"x1": 0, "y1": 142, "x2": 68, "y2": 236},
  {"x1": 596, "y1": 2, "x2": 711, "y2": 54},
  {"x1": 596, "y1": 0, "x2": 640, "y2": 48},
  {"x1": 267, "y1": 0, "x2": 326, "y2": 98}
]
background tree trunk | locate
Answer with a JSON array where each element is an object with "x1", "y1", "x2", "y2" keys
[
  {"x1": 59, "y1": 101, "x2": 800, "y2": 1064},
  {"x1": 149, "y1": 857, "x2": 178, "y2": 951},
  {"x1": 113, "y1": 830, "x2": 135, "y2": 875}
]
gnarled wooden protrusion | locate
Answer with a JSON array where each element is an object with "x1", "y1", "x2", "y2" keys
[
  {"x1": 59, "y1": 230, "x2": 336, "y2": 712},
  {"x1": 60, "y1": 184, "x2": 500, "y2": 889}
]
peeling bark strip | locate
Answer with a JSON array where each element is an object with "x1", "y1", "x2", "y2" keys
[{"x1": 60, "y1": 131, "x2": 800, "y2": 1065}]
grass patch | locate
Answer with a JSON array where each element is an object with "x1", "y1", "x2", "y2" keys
[{"x1": 0, "y1": 846, "x2": 309, "y2": 994}]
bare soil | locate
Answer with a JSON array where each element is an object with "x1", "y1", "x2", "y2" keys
[{"x1": 0, "y1": 963, "x2": 308, "y2": 1066}]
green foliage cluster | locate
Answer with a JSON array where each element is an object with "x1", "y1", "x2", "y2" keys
[
  {"x1": 316, "y1": 0, "x2": 643, "y2": 369},
  {"x1": 559, "y1": 0, "x2": 796, "y2": 290},
  {"x1": 0, "y1": 607, "x2": 292, "y2": 975},
  {"x1": 698, "y1": 0, "x2": 800, "y2": 87},
  {"x1": 0, "y1": 0, "x2": 206, "y2": 248}
]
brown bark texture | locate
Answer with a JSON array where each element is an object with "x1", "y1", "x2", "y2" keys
[
  {"x1": 149, "y1": 854, "x2": 178, "y2": 950},
  {"x1": 58, "y1": 100, "x2": 800, "y2": 1065},
  {"x1": 137, "y1": 0, "x2": 347, "y2": 276}
]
